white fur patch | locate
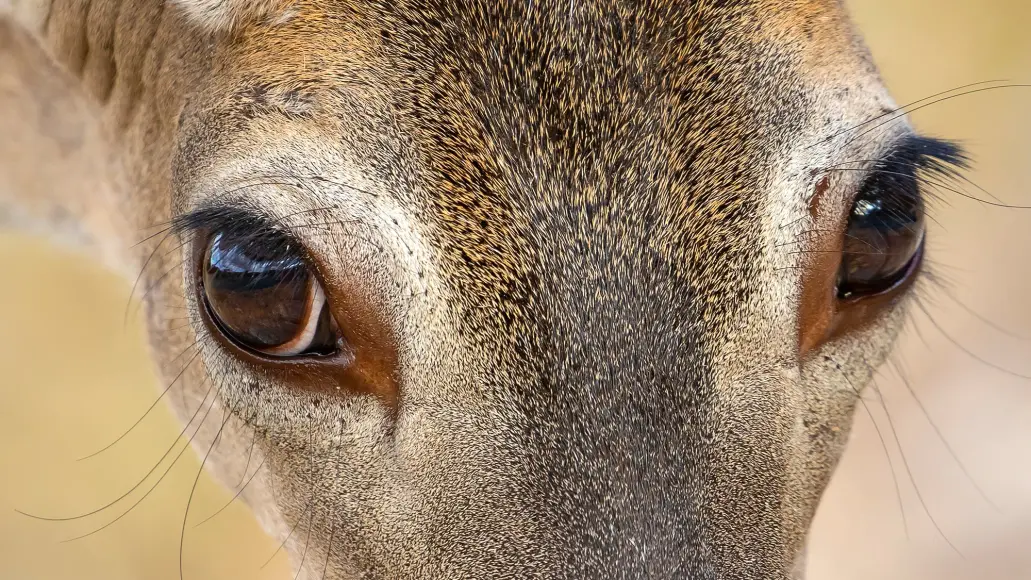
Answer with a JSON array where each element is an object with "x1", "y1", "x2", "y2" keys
[
  {"x1": 3, "y1": 0, "x2": 50, "y2": 30},
  {"x1": 171, "y1": 0, "x2": 288, "y2": 31}
]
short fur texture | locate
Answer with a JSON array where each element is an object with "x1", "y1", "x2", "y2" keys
[
  {"x1": 175, "y1": 0, "x2": 289, "y2": 30},
  {"x1": 2, "y1": 1, "x2": 918, "y2": 578}
]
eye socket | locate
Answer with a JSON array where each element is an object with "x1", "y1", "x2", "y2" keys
[
  {"x1": 836, "y1": 169, "x2": 925, "y2": 300},
  {"x1": 201, "y1": 230, "x2": 340, "y2": 357}
]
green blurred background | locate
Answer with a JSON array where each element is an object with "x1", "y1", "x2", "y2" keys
[{"x1": 2, "y1": 0, "x2": 1030, "y2": 578}]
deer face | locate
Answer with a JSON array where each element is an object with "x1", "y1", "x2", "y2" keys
[{"x1": 1, "y1": 1, "x2": 963, "y2": 578}]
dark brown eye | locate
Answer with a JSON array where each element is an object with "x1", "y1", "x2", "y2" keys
[
  {"x1": 201, "y1": 231, "x2": 339, "y2": 357},
  {"x1": 837, "y1": 169, "x2": 925, "y2": 299}
]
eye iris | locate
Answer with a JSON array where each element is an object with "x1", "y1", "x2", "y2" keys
[
  {"x1": 202, "y1": 232, "x2": 336, "y2": 356},
  {"x1": 837, "y1": 185, "x2": 925, "y2": 299}
]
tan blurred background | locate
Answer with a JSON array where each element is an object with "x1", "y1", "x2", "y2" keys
[{"x1": 2, "y1": 1, "x2": 1030, "y2": 578}]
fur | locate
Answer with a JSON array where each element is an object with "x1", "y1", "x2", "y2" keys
[
  {"x1": 175, "y1": 0, "x2": 292, "y2": 30},
  {"x1": 1, "y1": 1, "x2": 921, "y2": 578}
]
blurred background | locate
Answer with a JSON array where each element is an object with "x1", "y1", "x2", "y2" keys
[{"x1": 1, "y1": 0, "x2": 1029, "y2": 578}]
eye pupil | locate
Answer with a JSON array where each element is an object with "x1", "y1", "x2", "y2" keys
[
  {"x1": 837, "y1": 181, "x2": 925, "y2": 299},
  {"x1": 202, "y1": 231, "x2": 338, "y2": 357}
]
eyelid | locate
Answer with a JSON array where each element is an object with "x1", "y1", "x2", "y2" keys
[
  {"x1": 172, "y1": 205, "x2": 317, "y2": 282},
  {"x1": 170, "y1": 204, "x2": 292, "y2": 241},
  {"x1": 825, "y1": 134, "x2": 967, "y2": 217}
]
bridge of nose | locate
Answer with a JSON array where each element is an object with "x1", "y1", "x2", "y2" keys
[
  {"x1": 371, "y1": 0, "x2": 864, "y2": 572},
  {"x1": 488, "y1": 245, "x2": 700, "y2": 575}
]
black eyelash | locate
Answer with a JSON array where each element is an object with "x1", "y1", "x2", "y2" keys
[
  {"x1": 864, "y1": 135, "x2": 969, "y2": 203},
  {"x1": 169, "y1": 206, "x2": 323, "y2": 311},
  {"x1": 888, "y1": 135, "x2": 968, "y2": 173},
  {"x1": 172, "y1": 205, "x2": 287, "y2": 239},
  {"x1": 170, "y1": 205, "x2": 304, "y2": 261}
]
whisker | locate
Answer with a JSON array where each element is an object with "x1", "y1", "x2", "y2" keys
[
  {"x1": 234, "y1": 418, "x2": 260, "y2": 490},
  {"x1": 261, "y1": 471, "x2": 319, "y2": 568},
  {"x1": 129, "y1": 257, "x2": 188, "y2": 324},
  {"x1": 125, "y1": 228, "x2": 177, "y2": 326},
  {"x1": 180, "y1": 174, "x2": 421, "y2": 259},
  {"x1": 809, "y1": 80, "x2": 1008, "y2": 147},
  {"x1": 316, "y1": 415, "x2": 350, "y2": 579},
  {"x1": 813, "y1": 159, "x2": 984, "y2": 213},
  {"x1": 819, "y1": 167, "x2": 1031, "y2": 210},
  {"x1": 862, "y1": 391, "x2": 911, "y2": 539},
  {"x1": 787, "y1": 249, "x2": 910, "y2": 257},
  {"x1": 828, "y1": 357, "x2": 967, "y2": 553},
  {"x1": 319, "y1": 522, "x2": 338, "y2": 580},
  {"x1": 840, "y1": 83, "x2": 1031, "y2": 150},
  {"x1": 777, "y1": 215, "x2": 808, "y2": 231},
  {"x1": 53, "y1": 379, "x2": 221, "y2": 541},
  {"x1": 775, "y1": 229, "x2": 881, "y2": 252},
  {"x1": 824, "y1": 356, "x2": 910, "y2": 539},
  {"x1": 192, "y1": 455, "x2": 268, "y2": 529},
  {"x1": 291, "y1": 506, "x2": 316, "y2": 580},
  {"x1": 165, "y1": 321, "x2": 197, "y2": 333},
  {"x1": 218, "y1": 174, "x2": 379, "y2": 201},
  {"x1": 924, "y1": 272, "x2": 1031, "y2": 341},
  {"x1": 18, "y1": 361, "x2": 216, "y2": 524},
  {"x1": 914, "y1": 299, "x2": 1031, "y2": 379},
  {"x1": 77, "y1": 344, "x2": 203, "y2": 461},
  {"x1": 180, "y1": 400, "x2": 239, "y2": 580},
  {"x1": 130, "y1": 225, "x2": 175, "y2": 249},
  {"x1": 292, "y1": 418, "x2": 321, "y2": 580},
  {"x1": 871, "y1": 376, "x2": 964, "y2": 557},
  {"x1": 263, "y1": 418, "x2": 324, "y2": 572},
  {"x1": 887, "y1": 358, "x2": 999, "y2": 511}
]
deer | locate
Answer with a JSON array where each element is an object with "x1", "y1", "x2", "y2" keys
[{"x1": 0, "y1": 0, "x2": 984, "y2": 577}]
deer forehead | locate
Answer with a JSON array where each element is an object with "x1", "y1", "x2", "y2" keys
[{"x1": 174, "y1": 0, "x2": 893, "y2": 330}]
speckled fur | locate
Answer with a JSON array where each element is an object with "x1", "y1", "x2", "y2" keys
[{"x1": 3, "y1": 1, "x2": 914, "y2": 578}]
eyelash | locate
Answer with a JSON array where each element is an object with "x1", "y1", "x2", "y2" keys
[
  {"x1": 172, "y1": 209, "x2": 293, "y2": 250},
  {"x1": 170, "y1": 207, "x2": 339, "y2": 352}
]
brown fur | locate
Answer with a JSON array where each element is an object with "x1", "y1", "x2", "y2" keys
[{"x1": 2, "y1": 1, "x2": 918, "y2": 577}]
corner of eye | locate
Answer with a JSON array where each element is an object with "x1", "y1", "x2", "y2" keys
[{"x1": 170, "y1": 0, "x2": 295, "y2": 32}]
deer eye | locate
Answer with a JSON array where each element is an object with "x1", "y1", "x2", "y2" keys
[
  {"x1": 836, "y1": 166, "x2": 925, "y2": 300},
  {"x1": 201, "y1": 230, "x2": 340, "y2": 357}
]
